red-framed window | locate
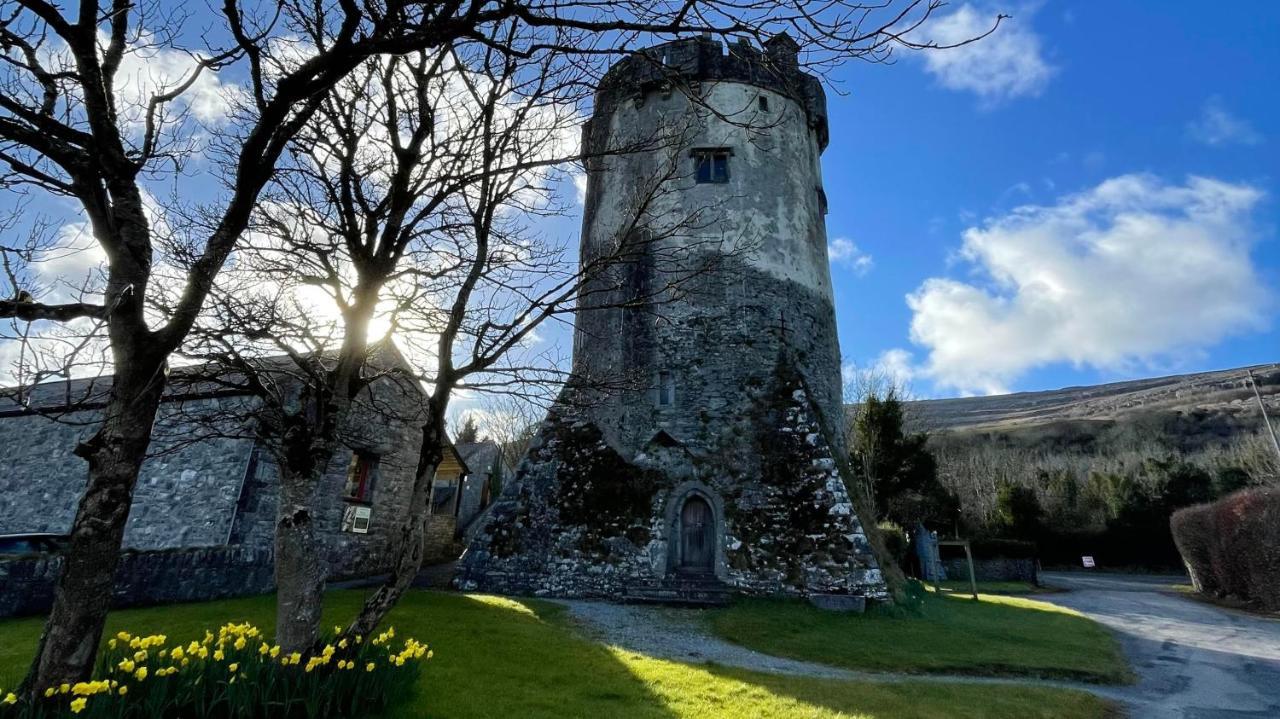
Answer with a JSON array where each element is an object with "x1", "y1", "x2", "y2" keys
[{"x1": 343, "y1": 453, "x2": 379, "y2": 504}]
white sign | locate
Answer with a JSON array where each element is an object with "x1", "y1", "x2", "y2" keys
[{"x1": 1081, "y1": 556, "x2": 1096, "y2": 568}]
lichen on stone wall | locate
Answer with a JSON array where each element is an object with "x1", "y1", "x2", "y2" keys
[
  {"x1": 553, "y1": 422, "x2": 661, "y2": 553},
  {"x1": 718, "y1": 358, "x2": 878, "y2": 594}
]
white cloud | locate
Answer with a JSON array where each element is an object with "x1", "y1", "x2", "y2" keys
[
  {"x1": 828, "y1": 237, "x2": 873, "y2": 275},
  {"x1": 874, "y1": 348, "x2": 918, "y2": 387},
  {"x1": 919, "y1": 4, "x2": 1054, "y2": 102},
  {"x1": 1187, "y1": 97, "x2": 1262, "y2": 147},
  {"x1": 905, "y1": 174, "x2": 1272, "y2": 395}
]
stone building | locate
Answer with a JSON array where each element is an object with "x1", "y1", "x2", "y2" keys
[
  {"x1": 459, "y1": 36, "x2": 886, "y2": 603},
  {"x1": 0, "y1": 350, "x2": 468, "y2": 583}
]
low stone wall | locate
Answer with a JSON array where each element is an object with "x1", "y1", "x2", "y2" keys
[
  {"x1": 0, "y1": 545, "x2": 274, "y2": 619},
  {"x1": 941, "y1": 556, "x2": 1038, "y2": 583},
  {"x1": 424, "y1": 514, "x2": 459, "y2": 563}
]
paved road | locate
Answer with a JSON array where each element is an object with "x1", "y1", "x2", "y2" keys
[{"x1": 1040, "y1": 572, "x2": 1280, "y2": 718}]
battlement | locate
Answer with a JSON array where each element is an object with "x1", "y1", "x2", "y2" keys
[{"x1": 592, "y1": 34, "x2": 829, "y2": 150}]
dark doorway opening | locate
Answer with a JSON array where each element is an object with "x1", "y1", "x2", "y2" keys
[{"x1": 679, "y1": 495, "x2": 715, "y2": 573}]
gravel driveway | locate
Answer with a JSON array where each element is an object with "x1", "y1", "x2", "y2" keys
[
  {"x1": 558, "y1": 598, "x2": 1117, "y2": 692},
  {"x1": 1039, "y1": 572, "x2": 1280, "y2": 718}
]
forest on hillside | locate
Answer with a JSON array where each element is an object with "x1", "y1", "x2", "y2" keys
[
  {"x1": 928, "y1": 413, "x2": 1278, "y2": 568},
  {"x1": 850, "y1": 366, "x2": 1280, "y2": 570}
]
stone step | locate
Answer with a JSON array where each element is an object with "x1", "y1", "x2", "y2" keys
[{"x1": 622, "y1": 575, "x2": 734, "y2": 607}]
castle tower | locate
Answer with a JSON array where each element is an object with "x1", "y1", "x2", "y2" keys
[{"x1": 460, "y1": 37, "x2": 885, "y2": 603}]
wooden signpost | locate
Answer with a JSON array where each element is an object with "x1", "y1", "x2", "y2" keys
[{"x1": 936, "y1": 539, "x2": 979, "y2": 600}]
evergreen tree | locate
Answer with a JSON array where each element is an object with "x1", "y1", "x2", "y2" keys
[
  {"x1": 455, "y1": 415, "x2": 481, "y2": 444},
  {"x1": 850, "y1": 391, "x2": 957, "y2": 530}
]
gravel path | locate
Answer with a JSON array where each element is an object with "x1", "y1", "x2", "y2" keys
[
  {"x1": 556, "y1": 599, "x2": 1120, "y2": 695},
  {"x1": 1039, "y1": 572, "x2": 1280, "y2": 719},
  {"x1": 561, "y1": 576, "x2": 1280, "y2": 718}
]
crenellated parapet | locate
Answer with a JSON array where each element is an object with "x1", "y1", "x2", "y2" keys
[{"x1": 586, "y1": 34, "x2": 829, "y2": 153}]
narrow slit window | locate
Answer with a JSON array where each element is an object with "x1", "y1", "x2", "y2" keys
[
  {"x1": 693, "y1": 149, "x2": 731, "y2": 184},
  {"x1": 657, "y1": 371, "x2": 675, "y2": 407},
  {"x1": 758, "y1": 96, "x2": 769, "y2": 112}
]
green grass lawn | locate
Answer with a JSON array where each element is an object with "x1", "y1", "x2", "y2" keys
[
  {"x1": 708, "y1": 591, "x2": 1131, "y2": 684},
  {"x1": 0, "y1": 590, "x2": 1118, "y2": 718}
]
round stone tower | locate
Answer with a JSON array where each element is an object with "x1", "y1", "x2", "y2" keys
[
  {"x1": 572, "y1": 34, "x2": 846, "y2": 457},
  {"x1": 460, "y1": 36, "x2": 884, "y2": 604}
]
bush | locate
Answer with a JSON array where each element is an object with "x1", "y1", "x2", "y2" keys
[
  {"x1": 1169, "y1": 505, "x2": 1217, "y2": 594},
  {"x1": 1171, "y1": 487, "x2": 1280, "y2": 610},
  {"x1": 0, "y1": 623, "x2": 430, "y2": 718},
  {"x1": 877, "y1": 522, "x2": 910, "y2": 569}
]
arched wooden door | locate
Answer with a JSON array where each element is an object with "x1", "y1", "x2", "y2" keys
[{"x1": 679, "y1": 496, "x2": 715, "y2": 572}]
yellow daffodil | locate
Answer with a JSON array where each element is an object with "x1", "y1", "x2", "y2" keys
[
  {"x1": 69, "y1": 697, "x2": 87, "y2": 714},
  {"x1": 44, "y1": 688, "x2": 55, "y2": 698},
  {"x1": 118, "y1": 686, "x2": 128, "y2": 696},
  {"x1": 270, "y1": 646, "x2": 281, "y2": 659},
  {"x1": 228, "y1": 663, "x2": 239, "y2": 673},
  {"x1": 118, "y1": 660, "x2": 135, "y2": 673},
  {"x1": 338, "y1": 638, "x2": 348, "y2": 649},
  {"x1": 2, "y1": 692, "x2": 17, "y2": 705},
  {"x1": 213, "y1": 650, "x2": 225, "y2": 662},
  {"x1": 233, "y1": 637, "x2": 246, "y2": 651},
  {"x1": 59, "y1": 683, "x2": 70, "y2": 694},
  {"x1": 134, "y1": 649, "x2": 147, "y2": 662},
  {"x1": 366, "y1": 662, "x2": 375, "y2": 672},
  {"x1": 134, "y1": 667, "x2": 148, "y2": 681},
  {"x1": 171, "y1": 646, "x2": 184, "y2": 661},
  {"x1": 108, "y1": 639, "x2": 117, "y2": 650}
]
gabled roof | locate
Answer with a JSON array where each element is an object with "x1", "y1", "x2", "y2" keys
[
  {"x1": 0, "y1": 340, "x2": 421, "y2": 416},
  {"x1": 455, "y1": 441, "x2": 500, "y2": 476}
]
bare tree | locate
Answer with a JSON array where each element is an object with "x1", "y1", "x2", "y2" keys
[
  {"x1": 0, "y1": 0, "x2": 1001, "y2": 689},
  {"x1": 470, "y1": 392, "x2": 552, "y2": 478}
]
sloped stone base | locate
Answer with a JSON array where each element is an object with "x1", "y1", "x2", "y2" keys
[{"x1": 458, "y1": 368, "x2": 887, "y2": 602}]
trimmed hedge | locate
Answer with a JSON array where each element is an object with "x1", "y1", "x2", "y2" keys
[
  {"x1": 968, "y1": 538, "x2": 1037, "y2": 560},
  {"x1": 1171, "y1": 487, "x2": 1280, "y2": 610}
]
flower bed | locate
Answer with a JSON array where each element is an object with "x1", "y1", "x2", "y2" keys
[{"x1": 0, "y1": 623, "x2": 430, "y2": 718}]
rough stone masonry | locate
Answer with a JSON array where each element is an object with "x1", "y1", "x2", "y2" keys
[{"x1": 458, "y1": 35, "x2": 887, "y2": 602}]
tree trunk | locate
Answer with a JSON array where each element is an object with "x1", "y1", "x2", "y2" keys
[
  {"x1": 345, "y1": 419, "x2": 444, "y2": 638},
  {"x1": 23, "y1": 361, "x2": 167, "y2": 695},
  {"x1": 274, "y1": 465, "x2": 329, "y2": 653}
]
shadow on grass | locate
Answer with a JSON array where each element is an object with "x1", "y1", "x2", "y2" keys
[
  {"x1": 0, "y1": 590, "x2": 680, "y2": 719},
  {"x1": 693, "y1": 663, "x2": 1120, "y2": 719}
]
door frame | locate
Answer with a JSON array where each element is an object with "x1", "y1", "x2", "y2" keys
[{"x1": 663, "y1": 481, "x2": 725, "y2": 578}]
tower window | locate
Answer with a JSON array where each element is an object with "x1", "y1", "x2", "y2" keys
[
  {"x1": 657, "y1": 371, "x2": 676, "y2": 407},
  {"x1": 758, "y1": 96, "x2": 769, "y2": 112},
  {"x1": 692, "y1": 148, "x2": 731, "y2": 184}
]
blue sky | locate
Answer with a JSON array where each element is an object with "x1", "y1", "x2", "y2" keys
[
  {"x1": 2, "y1": 2, "x2": 1276, "y2": 402},
  {"x1": 821, "y1": 1, "x2": 1279, "y2": 397}
]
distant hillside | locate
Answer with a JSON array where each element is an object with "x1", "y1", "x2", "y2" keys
[{"x1": 904, "y1": 364, "x2": 1280, "y2": 434}]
